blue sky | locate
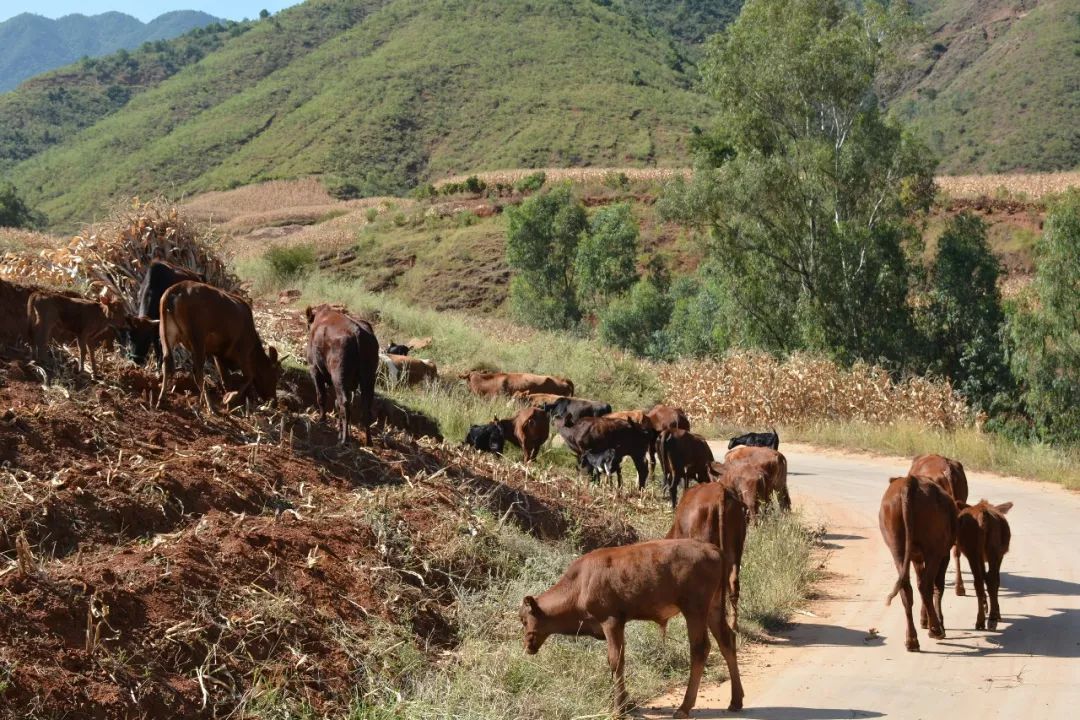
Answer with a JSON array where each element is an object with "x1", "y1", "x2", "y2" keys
[{"x1": 0, "y1": 2, "x2": 301, "y2": 23}]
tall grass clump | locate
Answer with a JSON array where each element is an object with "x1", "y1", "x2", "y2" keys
[
  {"x1": 739, "y1": 502, "x2": 819, "y2": 634},
  {"x1": 239, "y1": 243, "x2": 316, "y2": 294}
]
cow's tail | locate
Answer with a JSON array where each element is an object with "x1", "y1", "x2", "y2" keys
[
  {"x1": 886, "y1": 477, "x2": 917, "y2": 606},
  {"x1": 26, "y1": 293, "x2": 36, "y2": 343},
  {"x1": 660, "y1": 431, "x2": 680, "y2": 487}
]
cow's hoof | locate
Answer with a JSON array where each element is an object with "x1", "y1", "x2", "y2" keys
[
  {"x1": 989, "y1": 619, "x2": 999, "y2": 631},
  {"x1": 929, "y1": 628, "x2": 946, "y2": 640},
  {"x1": 728, "y1": 697, "x2": 744, "y2": 712},
  {"x1": 673, "y1": 710, "x2": 690, "y2": 719},
  {"x1": 906, "y1": 639, "x2": 920, "y2": 652},
  {"x1": 976, "y1": 620, "x2": 986, "y2": 631}
]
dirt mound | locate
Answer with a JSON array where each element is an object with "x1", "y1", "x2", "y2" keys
[{"x1": 0, "y1": 345, "x2": 633, "y2": 718}]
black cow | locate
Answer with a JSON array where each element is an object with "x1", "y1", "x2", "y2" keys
[
  {"x1": 126, "y1": 260, "x2": 203, "y2": 365},
  {"x1": 386, "y1": 341, "x2": 410, "y2": 355},
  {"x1": 580, "y1": 448, "x2": 622, "y2": 486},
  {"x1": 728, "y1": 428, "x2": 779, "y2": 452},
  {"x1": 544, "y1": 397, "x2": 612, "y2": 424},
  {"x1": 465, "y1": 422, "x2": 505, "y2": 454}
]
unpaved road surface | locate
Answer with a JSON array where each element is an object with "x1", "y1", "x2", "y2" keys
[{"x1": 642, "y1": 443, "x2": 1080, "y2": 719}]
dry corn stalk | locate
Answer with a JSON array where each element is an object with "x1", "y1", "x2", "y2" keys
[{"x1": 15, "y1": 531, "x2": 35, "y2": 577}]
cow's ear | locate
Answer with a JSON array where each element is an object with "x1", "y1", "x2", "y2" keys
[
  {"x1": 268, "y1": 346, "x2": 279, "y2": 363},
  {"x1": 523, "y1": 596, "x2": 542, "y2": 615},
  {"x1": 304, "y1": 306, "x2": 315, "y2": 324},
  {"x1": 995, "y1": 501, "x2": 1013, "y2": 515}
]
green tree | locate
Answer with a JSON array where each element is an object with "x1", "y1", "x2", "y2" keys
[
  {"x1": 1009, "y1": 190, "x2": 1080, "y2": 443},
  {"x1": 919, "y1": 212, "x2": 1011, "y2": 412},
  {"x1": 665, "y1": 264, "x2": 741, "y2": 358},
  {"x1": 0, "y1": 183, "x2": 45, "y2": 229},
  {"x1": 667, "y1": 0, "x2": 934, "y2": 365},
  {"x1": 598, "y1": 277, "x2": 673, "y2": 359},
  {"x1": 575, "y1": 203, "x2": 640, "y2": 312},
  {"x1": 504, "y1": 184, "x2": 587, "y2": 330}
]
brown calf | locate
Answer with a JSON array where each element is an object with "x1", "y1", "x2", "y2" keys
[
  {"x1": 712, "y1": 461, "x2": 769, "y2": 524},
  {"x1": 26, "y1": 291, "x2": 128, "y2": 377},
  {"x1": 380, "y1": 353, "x2": 437, "y2": 386},
  {"x1": 157, "y1": 281, "x2": 280, "y2": 412},
  {"x1": 520, "y1": 539, "x2": 743, "y2": 717},
  {"x1": 307, "y1": 304, "x2": 380, "y2": 444},
  {"x1": 909, "y1": 453, "x2": 970, "y2": 595},
  {"x1": 880, "y1": 475, "x2": 957, "y2": 651},
  {"x1": 460, "y1": 370, "x2": 574, "y2": 398},
  {"x1": 658, "y1": 429, "x2": 714, "y2": 509},
  {"x1": 496, "y1": 406, "x2": 550, "y2": 462},
  {"x1": 957, "y1": 500, "x2": 1013, "y2": 630},
  {"x1": 724, "y1": 446, "x2": 791, "y2": 512},
  {"x1": 667, "y1": 483, "x2": 750, "y2": 631}
]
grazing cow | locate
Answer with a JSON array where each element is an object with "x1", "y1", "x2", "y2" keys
[
  {"x1": 556, "y1": 416, "x2": 651, "y2": 489},
  {"x1": 645, "y1": 404, "x2": 691, "y2": 475},
  {"x1": 728, "y1": 428, "x2": 780, "y2": 451},
  {"x1": 156, "y1": 281, "x2": 280, "y2": 411},
  {"x1": 580, "y1": 448, "x2": 623, "y2": 486},
  {"x1": 909, "y1": 453, "x2": 970, "y2": 595},
  {"x1": 464, "y1": 421, "x2": 505, "y2": 454},
  {"x1": 460, "y1": 370, "x2": 574, "y2": 398},
  {"x1": 306, "y1": 304, "x2": 379, "y2": 444},
  {"x1": 658, "y1": 429, "x2": 714, "y2": 509},
  {"x1": 495, "y1": 407, "x2": 550, "y2": 462},
  {"x1": 520, "y1": 539, "x2": 743, "y2": 716},
  {"x1": 880, "y1": 475, "x2": 957, "y2": 652},
  {"x1": 606, "y1": 409, "x2": 658, "y2": 472},
  {"x1": 385, "y1": 341, "x2": 410, "y2": 355},
  {"x1": 27, "y1": 292, "x2": 128, "y2": 378},
  {"x1": 711, "y1": 461, "x2": 769, "y2": 524},
  {"x1": 956, "y1": 500, "x2": 1013, "y2": 630},
  {"x1": 379, "y1": 353, "x2": 438, "y2": 386},
  {"x1": 544, "y1": 396, "x2": 613, "y2": 424},
  {"x1": 127, "y1": 260, "x2": 203, "y2": 365},
  {"x1": 667, "y1": 482, "x2": 750, "y2": 631},
  {"x1": 512, "y1": 391, "x2": 569, "y2": 408},
  {"x1": 724, "y1": 445, "x2": 791, "y2": 512}
]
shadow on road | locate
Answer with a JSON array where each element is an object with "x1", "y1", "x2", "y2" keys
[
  {"x1": 823, "y1": 533, "x2": 866, "y2": 541},
  {"x1": 769, "y1": 622, "x2": 885, "y2": 648},
  {"x1": 929, "y1": 607, "x2": 1080, "y2": 658},
  {"x1": 666, "y1": 707, "x2": 884, "y2": 719},
  {"x1": 999, "y1": 571, "x2": 1080, "y2": 598}
]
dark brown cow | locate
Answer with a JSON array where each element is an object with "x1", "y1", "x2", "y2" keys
[
  {"x1": 658, "y1": 429, "x2": 714, "y2": 509},
  {"x1": 27, "y1": 291, "x2": 128, "y2": 377},
  {"x1": 496, "y1": 406, "x2": 550, "y2": 462},
  {"x1": 460, "y1": 371, "x2": 574, "y2": 398},
  {"x1": 157, "y1": 281, "x2": 281, "y2": 412},
  {"x1": 306, "y1": 304, "x2": 379, "y2": 444},
  {"x1": 957, "y1": 500, "x2": 1013, "y2": 630},
  {"x1": 556, "y1": 416, "x2": 651, "y2": 489},
  {"x1": 909, "y1": 453, "x2": 970, "y2": 595},
  {"x1": 880, "y1": 475, "x2": 957, "y2": 652},
  {"x1": 520, "y1": 539, "x2": 743, "y2": 716},
  {"x1": 724, "y1": 445, "x2": 791, "y2": 512},
  {"x1": 606, "y1": 409, "x2": 658, "y2": 472},
  {"x1": 667, "y1": 483, "x2": 750, "y2": 631}
]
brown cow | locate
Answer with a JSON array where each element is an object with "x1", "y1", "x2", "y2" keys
[
  {"x1": 512, "y1": 391, "x2": 568, "y2": 407},
  {"x1": 306, "y1": 304, "x2": 380, "y2": 444},
  {"x1": 957, "y1": 500, "x2": 1013, "y2": 630},
  {"x1": 909, "y1": 453, "x2": 970, "y2": 595},
  {"x1": 880, "y1": 475, "x2": 957, "y2": 651},
  {"x1": 667, "y1": 483, "x2": 750, "y2": 631},
  {"x1": 27, "y1": 291, "x2": 128, "y2": 377},
  {"x1": 646, "y1": 404, "x2": 690, "y2": 475},
  {"x1": 461, "y1": 370, "x2": 574, "y2": 398},
  {"x1": 496, "y1": 406, "x2": 550, "y2": 462},
  {"x1": 712, "y1": 461, "x2": 769, "y2": 524},
  {"x1": 724, "y1": 445, "x2": 791, "y2": 512},
  {"x1": 556, "y1": 415, "x2": 651, "y2": 489},
  {"x1": 157, "y1": 281, "x2": 280, "y2": 412},
  {"x1": 379, "y1": 353, "x2": 437, "y2": 387},
  {"x1": 658, "y1": 429, "x2": 714, "y2": 509},
  {"x1": 520, "y1": 539, "x2": 743, "y2": 716}
]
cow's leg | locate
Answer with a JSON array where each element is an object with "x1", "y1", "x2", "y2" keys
[
  {"x1": 601, "y1": 620, "x2": 629, "y2": 715},
  {"x1": 933, "y1": 554, "x2": 948, "y2": 632},
  {"x1": 953, "y1": 542, "x2": 967, "y2": 596},
  {"x1": 632, "y1": 452, "x2": 648, "y2": 492},
  {"x1": 967, "y1": 551, "x2": 988, "y2": 630},
  {"x1": 987, "y1": 554, "x2": 1003, "y2": 630},
  {"x1": 190, "y1": 349, "x2": 213, "y2": 413},
  {"x1": 311, "y1": 369, "x2": 329, "y2": 423},
  {"x1": 729, "y1": 559, "x2": 741, "y2": 634},
  {"x1": 157, "y1": 344, "x2": 174, "y2": 408},
  {"x1": 76, "y1": 337, "x2": 87, "y2": 374},
  {"x1": 707, "y1": 592, "x2": 744, "y2": 712},
  {"x1": 676, "y1": 612, "x2": 710, "y2": 718},
  {"x1": 889, "y1": 545, "x2": 919, "y2": 651},
  {"x1": 335, "y1": 384, "x2": 350, "y2": 444},
  {"x1": 920, "y1": 559, "x2": 946, "y2": 640}
]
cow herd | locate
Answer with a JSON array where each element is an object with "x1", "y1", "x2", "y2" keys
[{"x1": 15, "y1": 262, "x2": 1015, "y2": 718}]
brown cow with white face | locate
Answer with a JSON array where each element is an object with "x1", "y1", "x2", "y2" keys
[
  {"x1": 519, "y1": 539, "x2": 743, "y2": 717},
  {"x1": 156, "y1": 281, "x2": 280, "y2": 412},
  {"x1": 880, "y1": 475, "x2": 957, "y2": 652},
  {"x1": 909, "y1": 453, "x2": 970, "y2": 596}
]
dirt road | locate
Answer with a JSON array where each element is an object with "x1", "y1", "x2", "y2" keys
[{"x1": 642, "y1": 442, "x2": 1080, "y2": 719}]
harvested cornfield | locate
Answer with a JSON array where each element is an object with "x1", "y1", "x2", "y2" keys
[
  {"x1": 659, "y1": 351, "x2": 970, "y2": 430},
  {"x1": 434, "y1": 167, "x2": 690, "y2": 188},
  {"x1": 937, "y1": 171, "x2": 1080, "y2": 201}
]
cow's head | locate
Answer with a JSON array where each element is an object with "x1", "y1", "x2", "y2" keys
[
  {"x1": 519, "y1": 596, "x2": 550, "y2": 654},
  {"x1": 124, "y1": 316, "x2": 160, "y2": 366},
  {"x1": 254, "y1": 345, "x2": 282, "y2": 402}
]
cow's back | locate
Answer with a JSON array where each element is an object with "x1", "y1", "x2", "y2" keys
[
  {"x1": 881, "y1": 476, "x2": 956, "y2": 557},
  {"x1": 162, "y1": 281, "x2": 254, "y2": 356},
  {"x1": 909, "y1": 454, "x2": 968, "y2": 504}
]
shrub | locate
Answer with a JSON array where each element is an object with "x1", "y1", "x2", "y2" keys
[
  {"x1": 602, "y1": 171, "x2": 631, "y2": 190},
  {"x1": 514, "y1": 171, "x2": 547, "y2": 194},
  {"x1": 463, "y1": 175, "x2": 487, "y2": 195},
  {"x1": 598, "y1": 278, "x2": 673, "y2": 360},
  {"x1": 262, "y1": 244, "x2": 316, "y2": 287},
  {"x1": 0, "y1": 183, "x2": 45, "y2": 230},
  {"x1": 410, "y1": 183, "x2": 437, "y2": 200},
  {"x1": 574, "y1": 203, "x2": 639, "y2": 312}
]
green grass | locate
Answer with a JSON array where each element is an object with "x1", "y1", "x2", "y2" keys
[
  {"x1": 9, "y1": 0, "x2": 715, "y2": 229},
  {"x1": 787, "y1": 420, "x2": 1080, "y2": 490}
]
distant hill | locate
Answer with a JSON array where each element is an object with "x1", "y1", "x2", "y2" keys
[
  {"x1": 5, "y1": 0, "x2": 716, "y2": 228},
  {"x1": 0, "y1": 10, "x2": 224, "y2": 92},
  {"x1": 891, "y1": 0, "x2": 1080, "y2": 174}
]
